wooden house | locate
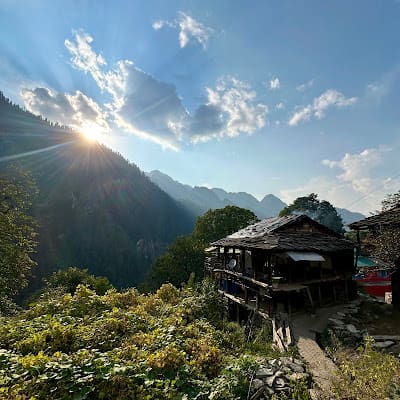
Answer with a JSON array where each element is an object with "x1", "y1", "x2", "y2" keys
[
  {"x1": 206, "y1": 214, "x2": 356, "y2": 319},
  {"x1": 349, "y1": 206, "x2": 400, "y2": 307}
]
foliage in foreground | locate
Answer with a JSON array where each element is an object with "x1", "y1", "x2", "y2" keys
[
  {"x1": 0, "y1": 280, "x2": 274, "y2": 400},
  {"x1": 331, "y1": 338, "x2": 400, "y2": 400},
  {"x1": 44, "y1": 267, "x2": 114, "y2": 296},
  {"x1": 0, "y1": 165, "x2": 38, "y2": 314}
]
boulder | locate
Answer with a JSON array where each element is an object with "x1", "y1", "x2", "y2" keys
[
  {"x1": 256, "y1": 367, "x2": 275, "y2": 378},
  {"x1": 286, "y1": 362, "x2": 305, "y2": 373},
  {"x1": 289, "y1": 372, "x2": 309, "y2": 382},
  {"x1": 329, "y1": 318, "x2": 344, "y2": 326},
  {"x1": 251, "y1": 378, "x2": 264, "y2": 391},
  {"x1": 273, "y1": 377, "x2": 288, "y2": 391},
  {"x1": 346, "y1": 324, "x2": 359, "y2": 334},
  {"x1": 373, "y1": 341, "x2": 395, "y2": 349}
]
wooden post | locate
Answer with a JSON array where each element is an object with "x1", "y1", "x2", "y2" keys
[
  {"x1": 355, "y1": 230, "x2": 361, "y2": 270},
  {"x1": 306, "y1": 287, "x2": 315, "y2": 313},
  {"x1": 318, "y1": 285, "x2": 322, "y2": 305},
  {"x1": 267, "y1": 254, "x2": 271, "y2": 283},
  {"x1": 319, "y1": 262, "x2": 323, "y2": 280},
  {"x1": 285, "y1": 320, "x2": 292, "y2": 347}
]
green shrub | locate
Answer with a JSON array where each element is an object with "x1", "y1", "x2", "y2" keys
[
  {"x1": 331, "y1": 337, "x2": 400, "y2": 400},
  {"x1": 0, "y1": 281, "x2": 271, "y2": 399}
]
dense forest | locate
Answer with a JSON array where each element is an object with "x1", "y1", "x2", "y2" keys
[{"x1": 0, "y1": 92, "x2": 194, "y2": 292}]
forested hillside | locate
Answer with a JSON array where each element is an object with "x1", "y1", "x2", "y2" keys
[{"x1": 0, "y1": 92, "x2": 194, "y2": 291}]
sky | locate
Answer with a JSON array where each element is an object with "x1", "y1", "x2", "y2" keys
[{"x1": 1, "y1": 0, "x2": 399, "y2": 214}]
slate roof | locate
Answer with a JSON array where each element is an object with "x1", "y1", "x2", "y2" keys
[
  {"x1": 212, "y1": 214, "x2": 354, "y2": 252},
  {"x1": 348, "y1": 207, "x2": 400, "y2": 230}
]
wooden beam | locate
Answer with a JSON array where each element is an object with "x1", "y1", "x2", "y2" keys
[
  {"x1": 306, "y1": 287, "x2": 315, "y2": 313},
  {"x1": 220, "y1": 291, "x2": 270, "y2": 320},
  {"x1": 213, "y1": 269, "x2": 271, "y2": 289}
]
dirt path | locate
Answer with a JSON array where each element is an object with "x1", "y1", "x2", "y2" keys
[{"x1": 291, "y1": 305, "x2": 346, "y2": 396}]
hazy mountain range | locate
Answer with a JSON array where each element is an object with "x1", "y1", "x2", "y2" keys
[{"x1": 146, "y1": 170, "x2": 365, "y2": 224}]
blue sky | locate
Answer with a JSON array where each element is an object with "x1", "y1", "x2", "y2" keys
[{"x1": 1, "y1": 0, "x2": 399, "y2": 214}]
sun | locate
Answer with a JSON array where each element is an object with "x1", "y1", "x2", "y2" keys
[{"x1": 80, "y1": 123, "x2": 104, "y2": 142}]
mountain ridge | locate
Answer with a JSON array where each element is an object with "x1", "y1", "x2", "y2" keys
[{"x1": 146, "y1": 169, "x2": 365, "y2": 224}]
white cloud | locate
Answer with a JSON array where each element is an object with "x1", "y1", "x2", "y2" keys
[
  {"x1": 178, "y1": 12, "x2": 213, "y2": 49},
  {"x1": 322, "y1": 147, "x2": 392, "y2": 194},
  {"x1": 275, "y1": 102, "x2": 285, "y2": 110},
  {"x1": 280, "y1": 146, "x2": 400, "y2": 214},
  {"x1": 152, "y1": 12, "x2": 213, "y2": 49},
  {"x1": 296, "y1": 79, "x2": 314, "y2": 92},
  {"x1": 60, "y1": 30, "x2": 268, "y2": 149},
  {"x1": 365, "y1": 67, "x2": 400, "y2": 103},
  {"x1": 152, "y1": 20, "x2": 175, "y2": 30},
  {"x1": 269, "y1": 78, "x2": 280, "y2": 90},
  {"x1": 65, "y1": 31, "x2": 107, "y2": 88},
  {"x1": 199, "y1": 77, "x2": 268, "y2": 140},
  {"x1": 21, "y1": 87, "x2": 110, "y2": 134},
  {"x1": 288, "y1": 89, "x2": 357, "y2": 126}
]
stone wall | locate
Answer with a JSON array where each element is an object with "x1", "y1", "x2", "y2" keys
[{"x1": 249, "y1": 356, "x2": 311, "y2": 399}]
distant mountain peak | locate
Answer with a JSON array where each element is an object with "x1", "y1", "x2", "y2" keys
[
  {"x1": 147, "y1": 170, "x2": 287, "y2": 219},
  {"x1": 146, "y1": 170, "x2": 365, "y2": 225}
]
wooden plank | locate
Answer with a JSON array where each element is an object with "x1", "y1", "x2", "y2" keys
[
  {"x1": 276, "y1": 325, "x2": 286, "y2": 349},
  {"x1": 213, "y1": 269, "x2": 271, "y2": 289},
  {"x1": 285, "y1": 320, "x2": 292, "y2": 346},
  {"x1": 272, "y1": 319, "x2": 284, "y2": 352}
]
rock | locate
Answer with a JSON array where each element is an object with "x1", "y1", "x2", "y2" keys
[
  {"x1": 264, "y1": 386, "x2": 274, "y2": 396},
  {"x1": 336, "y1": 312, "x2": 346, "y2": 319},
  {"x1": 252, "y1": 379, "x2": 265, "y2": 391},
  {"x1": 279, "y1": 357, "x2": 293, "y2": 365},
  {"x1": 281, "y1": 366, "x2": 292, "y2": 374},
  {"x1": 388, "y1": 344, "x2": 400, "y2": 354},
  {"x1": 346, "y1": 324, "x2": 359, "y2": 334},
  {"x1": 274, "y1": 370, "x2": 285, "y2": 378},
  {"x1": 250, "y1": 386, "x2": 265, "y2": 400},
  {"x1": 266, "y1": 375, "x2": 275, "y2": 387},
  {"x1": 287, "y1": 362, "x2": 305, "y2": 373},
  {"x1": 373, "y1": 341, "x2": 395, "y2": 349},
  {"x1": 289, "y1": 372, "x2": 309, "y2": 382},
  {"x1": 372, "y1": 335, "x2": 400, "y2": 341},
  {"x1": 329, "y1": 318, "x2": 344, "y2": 326},
  {"x1": 253, "y1": 357, "x2": 311, "y2": 396},
  {"x1": 256, "y1": 367, "x2": 275, "y2": 378},
  {"x1": 269, "y1": 358, "x2": 282, "y2": 367},
  {"x1": 273, "y1": 377, "x2": 288, "y2": 391}
]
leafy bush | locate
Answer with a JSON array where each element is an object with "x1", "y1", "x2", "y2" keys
[
  {"x1": 46, "y1": 266, "x2": 113, "y2": 295},
  {"x1": 331, "y1": 337, "x2": 400, "y2": 400},
  {"x1": 0, "y1": 280, "x2": 272, "y2": 399}
]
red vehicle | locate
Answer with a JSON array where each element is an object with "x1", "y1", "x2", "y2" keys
[
  {"x1": 354, "y1": 269, "x2": 392, "y2": 298},
  {"x1": 353, "y1": 257, "x2": 393, "y2": 298}
]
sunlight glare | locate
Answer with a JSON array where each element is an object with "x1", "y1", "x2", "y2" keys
[{"x1": 80, "y1": 123, "x2": 104, "y2": 143}]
